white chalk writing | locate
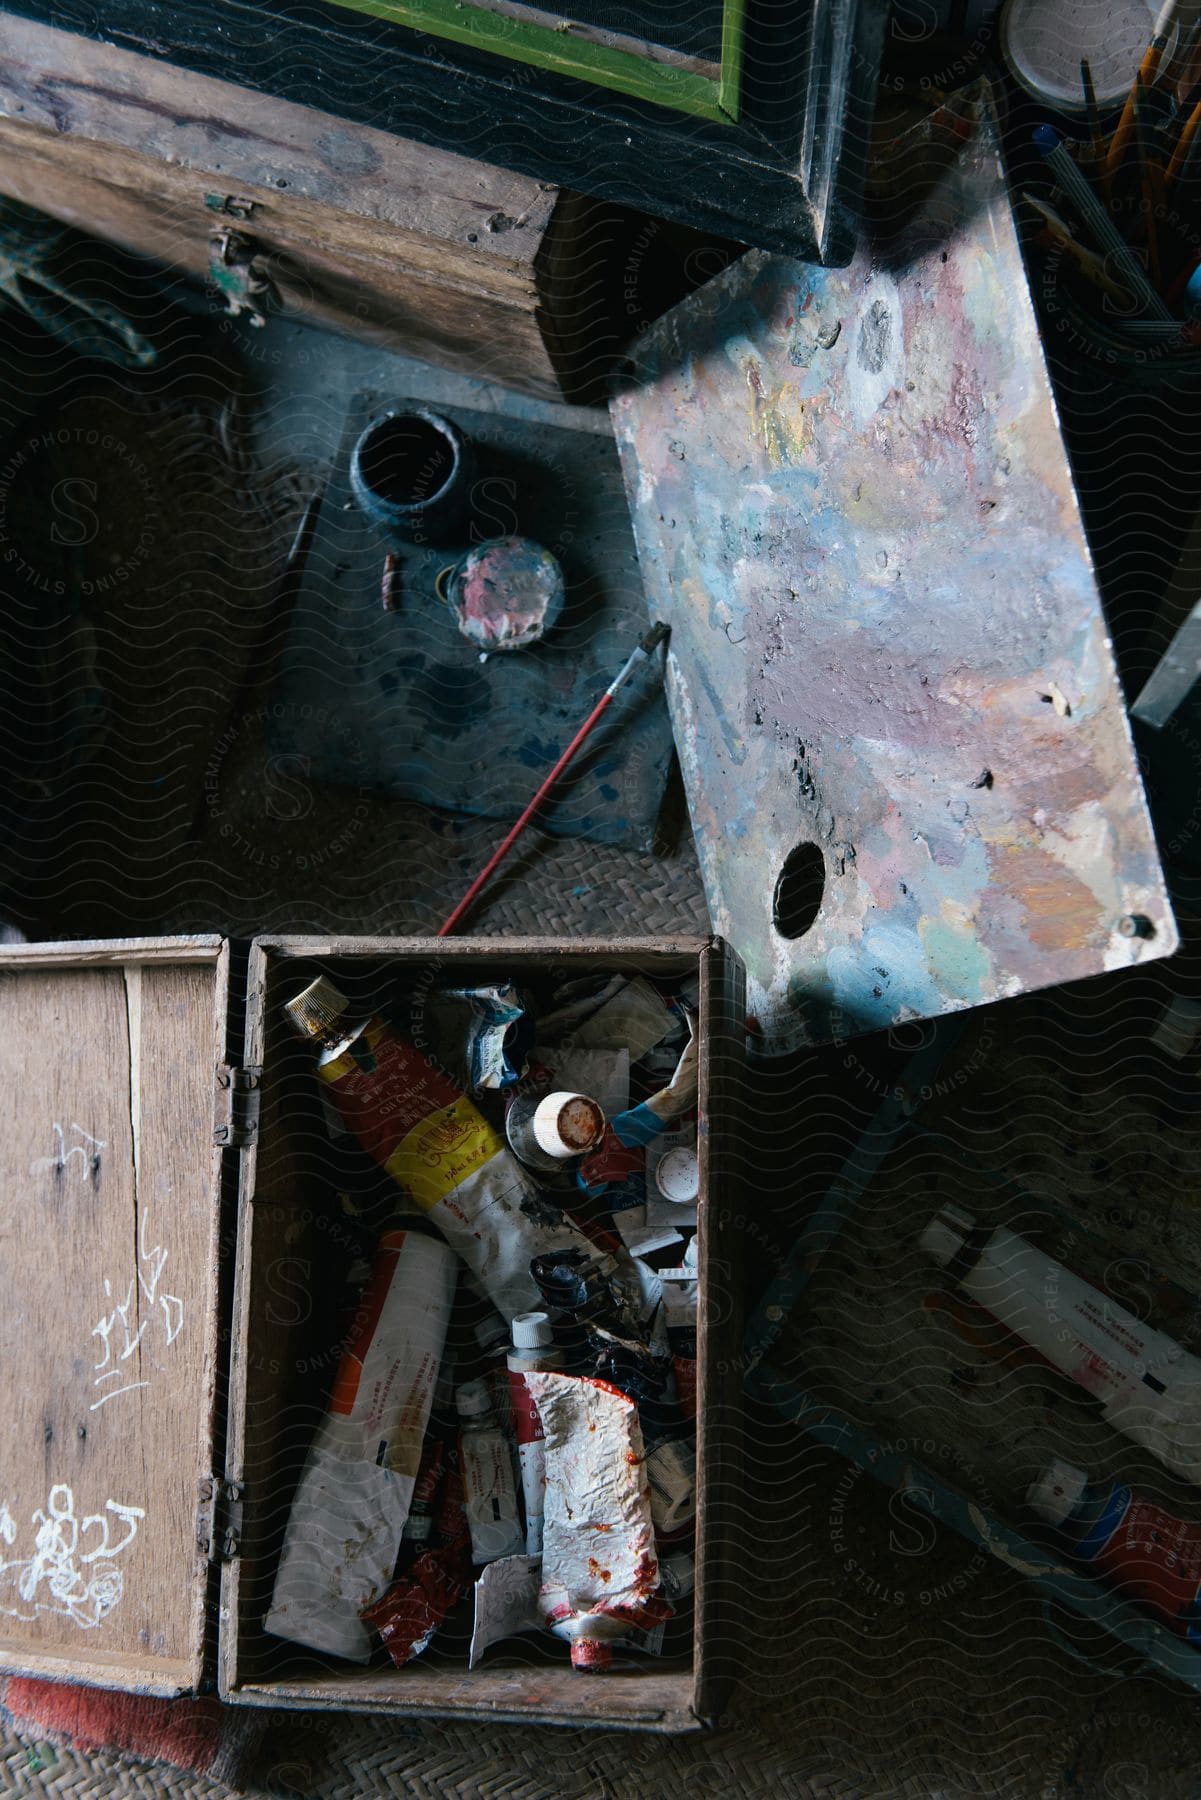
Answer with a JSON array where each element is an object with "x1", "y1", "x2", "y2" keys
[
  {"x1": 89, "y1": 1198, "x2": 184, "y2": 1411},
  {"x1": 30, "y1": 1122, "x2": 105, "y2": 1184},
  {"x1": 0, "y1": 1484, "x2": 145, "y2": 1629}
]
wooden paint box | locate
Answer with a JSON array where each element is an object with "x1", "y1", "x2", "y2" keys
[
  {"x1": 0, "y1": 16, "x2": 652, "y2": 404},
  {"x1": 0, "y1": 934, "x2": 743, "y2": 1733}
]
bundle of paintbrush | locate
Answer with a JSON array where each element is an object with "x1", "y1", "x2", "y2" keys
[{"x1": 1023, "y1": 0, "x2": 1201, "y2": 349}]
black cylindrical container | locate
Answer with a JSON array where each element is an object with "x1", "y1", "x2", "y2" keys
[{"x1": 349, "y1": 406, "x2": 475, "y2": 544}]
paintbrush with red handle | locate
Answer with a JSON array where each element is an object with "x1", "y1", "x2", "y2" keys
[{"x1": 437, "y1": 621, "x2": 670, "y2": 936}]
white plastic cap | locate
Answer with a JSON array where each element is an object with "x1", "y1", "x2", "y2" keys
[
  {"x1": 919, "y1": 1203, "x2": 976, "y2": 1267},
  {"x1": 456, "y1": 1379, "x2": 493, "y2": 1420},
  {"x1": 532, "y1": 1091, "x2": 605, "y2": 1158},
  {"x1": 512, "y1": 1311, "x2": 554, "y2": 1349},
  {"x1": 1027, "y1": 1457, "x2": 1089, "y2": 1527},
  {"x1": 656, "y1": 1145, "x2": 700, "y2": 1203}
]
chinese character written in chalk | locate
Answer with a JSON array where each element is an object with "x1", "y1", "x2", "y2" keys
[{"x1": 90, "y1": 1205, "x2": 184, "y2": 1411}]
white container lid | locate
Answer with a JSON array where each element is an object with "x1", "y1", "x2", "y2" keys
[
  {"x1": 1027, "y1": 1457, "x2": 1089, "y2": 1527},
  {"x1": 532, "y1": 1091, "x2": 605, "y2": 1158},
  {"x1": 919, "y1": 1204, "x2": 976, "y2": 1267},
  {"x1": 512, "y1": 1310, "x2": 554, "y2": 1349},
  {"x1": 656, "y1": 1145, "x2": 700, "y2": 1203},
  {"x1": 1000, "y1": 0, "x2": 1164, "y2": 111}
]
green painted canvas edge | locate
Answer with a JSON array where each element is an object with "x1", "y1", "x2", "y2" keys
[{"x1": 319, "y1": 0, "x2": 742, "y2": 122}]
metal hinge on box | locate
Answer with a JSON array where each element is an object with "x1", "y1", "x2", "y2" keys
[
  {"x1": 213, "y1": 1065, "x2": 261, "y2": 1148},
  {"x1": 197, "y1": 1476, "x2": 244, "y2": 1563}
]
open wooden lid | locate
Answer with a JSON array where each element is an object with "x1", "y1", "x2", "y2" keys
[{"x1": 0, "y1": 938, "x2": 229, "y2": 1696}]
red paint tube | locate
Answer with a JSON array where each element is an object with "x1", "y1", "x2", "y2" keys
[
  {"x1": 1028, "y1": 1457, "x2": 1201, "y2": 1643},
  {"x1": 506, "y1": 1311, "x2": 565, "y2": 1556},
  {"x1": 363, "y1": 1448, "x2": 473, "y2": 1667}
]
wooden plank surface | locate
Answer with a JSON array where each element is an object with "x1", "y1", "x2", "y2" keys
[
  {"x1": 0, "y1": 953, "x2": 226, "y2": 1693},
  {"x1": 0, "y1": 15, "x2": 557, "y2": 279},
  {"x1": 0, "y1": 14, "x2": 576, "y2": 399}
]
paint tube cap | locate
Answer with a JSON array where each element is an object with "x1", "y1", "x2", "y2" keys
[
  {"x1": 659, "y1": 1552, "x2": 695, "y2": 1602},
  {"x1": 656, "y1": 1145, "x2": 700, "y2": 1203},
  {"x1": 512, "y1": 1310, "x2": 554, "y2": 1350},
  {"x1": 532, "y1": 1091, "x2": 605, "y2": 1159},
  {"x1": 283, "y1": 975, "x2": 350, "y2": 1040},
  {"x1": 456, "y1": 1379, "x2": 494, "y2": 1421},
  {"x1": 1027, "y1": 1457, "x2": 1089, "y2": 1528},
  {"x1": 919, "y1": 1203, "x2": 976, "y2": 1267},
  {"x1": 570, "y1": 1636, "x2": 614, "y2": 1672}
]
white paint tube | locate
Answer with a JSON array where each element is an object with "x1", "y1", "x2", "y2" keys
[
  {"x1": 526, "y1": 1372, "x2": 666, "y2": 1671},
  {"x1": 457, "y1": 1379, "x2": 525, "y2": 1565},
  {"x1": 645, "y1": 1436, "x2": 697, "y2": 1535},
  {"x1": 284, "y1": 977, "x2": 597, "y2": 1321},
  {"x1": 922, "y1": 1205, "x2": 1201, "y2": 1489},
  {"x1": 505, "y1": 1311, "x2": 564, "y2": 1556},
  {"x1": 659, "y1": 1269, "x2": 699, "y2": 1420},
  {"x1": 265, "y1": 1228, "x2": 458, "y2": 1663}
]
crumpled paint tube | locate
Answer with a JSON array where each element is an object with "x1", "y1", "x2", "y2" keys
[
  {"x1": 265, "y1": 1228, "x2": 458, "y2": 1662},
  {"x1": 440, "y1": 982, "x2": 533, "y2": 1091},
  {"x1": 362, "y1": 1441, "x2": 473, "y2": 1668},
  {"x1": 525, "y1": 1371, "x2": 669, "y2": 1671},
  {"x1": 284, "y1": 976, "x2": 597, "y2": 1321}
]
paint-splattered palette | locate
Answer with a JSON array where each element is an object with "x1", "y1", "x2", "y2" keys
[
  {"x1": 267, "y1": 392, "x2": 675, "y2": 851},
  {"x1": 611, "y1": 102, "x2": 1177, "y2": 1051}
]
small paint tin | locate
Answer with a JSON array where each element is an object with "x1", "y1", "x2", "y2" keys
[
  {"x1": 350, "y1": 406, "x2": 474, "y2": 545},
  {"x1": 655, "y1": 1145, "x2": 700, "y2": 1204},
  {"x1": 444, "y1": 535, "x2": 565, "y2": 652}
]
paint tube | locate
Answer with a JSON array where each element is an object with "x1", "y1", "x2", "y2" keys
[
  {"x1": 362, "y1": 1438, "x2": 473, "y2": 1668},
  {"x1": 922, "y1": 1206, "x2": 1201, "y2": 1488},
  {"x1": 505, "y1": 1088, "x2": 606, "y2": 1174},
  {"x1": 585, "y1": 1325, "x2": 674, "y2": 1427},
  {"x1": 440, "y1": 982, "x2": 533, "y2": 1091},
  {"x1": 506, "y1": 1311, "x2": 565, "y2": 1555},
  {"x1": 634, "y1": 978, "x2": 700, "y2": 1089},
  {"x1": 526, "y1": 1372, "x2": 669, "y2": 1671},
  {"x1": 658, "y1": 1551, "x2": 695, "y2": 1603},
  {"x1": 458, "y1": 1379, "x2": 525, "y2": 1564},
  {"x1": 576, "y1": 1016, "x2": 698, "y2": 1235},
  {"x1": 361, "y1": 1541, "x2": 469, "y2": 1669},
  {"x1": 659, "y1": 1265, "x2": 699, "y2": 1420},
  {"x1": 645, "y1": 1436, "x2": 697, "y2": 1536},
  {"x1": 265, "y1": 1227, "x2": 458, "y2": 1662},
  {"x1": 468, "y1": 1553, "x2": 543, "y2": 1667},
  {"x1": 284, "y1": 977, "x2": 597, "y2": 1321},
  {"x1": 1028, "y1": 1457, "x2": 1201, "y2": 1644},
  {"x1": 402, "y1": 1435, "x2": 445, "y2": 1548}
]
